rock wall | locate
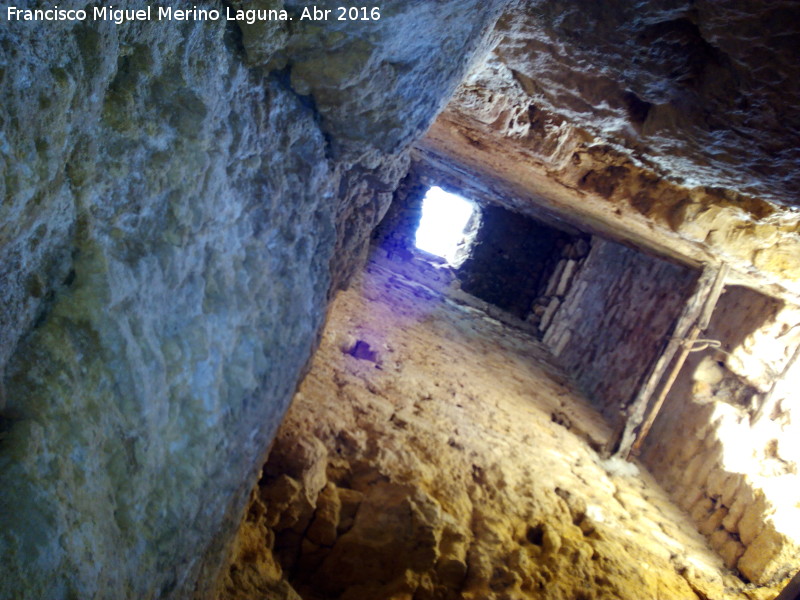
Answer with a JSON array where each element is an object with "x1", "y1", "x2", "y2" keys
[
  {"x1": 543, "y1": 239, "x2": 697, "y2": 426},
  {"x1": 490, "y1": 0, "x2": 800, "y2": 205},
  {"x1": 0, "y1": 2, "x2": 509, "y2": 598},
  {"x1": 418, "y1": 27, "x2": 800, "y2": 301},
  {"x1": 218, "y1": 250, "x2": 770, "y2": 600},
  {"x1": 371, "y1": 169, "x2": 429, "y2": 263},
  {"x1": 642, "y1": 286, "x2": 800, "y2": 585}
]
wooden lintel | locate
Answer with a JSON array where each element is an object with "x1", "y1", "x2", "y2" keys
[{"x1": 606, "y1": 263, "x2": 728, "y2": 459}]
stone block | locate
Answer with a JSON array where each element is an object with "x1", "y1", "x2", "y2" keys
[
  {"x1": 690, "y1": 497, "x2": 714, "y2": 523},
  {"x1": 722, "y1": 488, "x2": 754, "y2": 533},
  {"x1": 552, "y1": 330, "x2": 572, "y2": 357},
  {"x1": 738, "y1": 494, "x2": 769, "y2": 546},
  {"x1": 681, "y1": 453, "x2": 707, "y2": 489},
  {"x1": 721, "y1": 474, "x2": 743, "y2": 508},
  {"x1": 677, "y1": 484, "x2": 704, "y2": 512},
  {"x1": 555, "y1": 260, "x2": 578, "y2": 296},
  {"x1": 720, "y1": 539, "x2": 746, "y2": 570},
  {"x1": 705, "y1": 468, "x2": 729, "y2": 498},
  {"x1": 710, "y1": 528, "x2": 731, "y2": 550},
  {"x1": 307, "y1": 483, "x2": 342, "y2": 547},
  {"x1": 567, "y1": 238, "x2": 590, "y2": 259},
  {"x1": 539, "y1": 297, "x2": 561, "y2": 332},
  {"x1": 722, "y1": 493, "x2": 749, "y2": 533},
  {"x1": 266, "y1": 435, "x2": 330, "y2": 508},
  {"x1": 678, "y1": 437, "x2": 704, "y2": 465},
  {"x1": 738, "y1": 525, "x2": 792, "y2": 584},
  {"x1": 699, "y1": 506, "x2": 728, "y2": 536},
  {"x1": 261, "y1": 475, "x2": 305, "y2": 530},
  {"x1": 546, "y1": 260, "x2": 567, "y2": 296}
]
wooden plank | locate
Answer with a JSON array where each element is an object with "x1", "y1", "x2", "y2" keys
[
  {"x1": 776, "y1": 570, "x2": 800, "y2": 600},
  {"x1": 699, "y1": 262, "x2": 729, "y2": 329},
  {"x1": 604, "y1": 264, "x2": 719, "y2": 458},
  {"x1": 629, "y1": 263, "x2": 729, "y2": 455},
  {"x1": 629, "y1": 323, "x2": 701, "y2": 455}
]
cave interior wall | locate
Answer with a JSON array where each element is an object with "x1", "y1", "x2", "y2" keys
[
  {"x1": 366, "y1": 154, "x2": 800, "y2": 592},
  {"x1": 2, "y1": 1, "x2": 800, "y2": 598},
  {"x1": 642, "y1": 285, "x2": 800, "y2": 585},
  {"x1": 0, "y1": 2, "x2": 510, "y2": 598},
  {"x1": 217, "y1": 241, "x2": 762, "y2": 600}
]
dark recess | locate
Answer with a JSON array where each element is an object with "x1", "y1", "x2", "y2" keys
[{"x1": 456, "y1": 205, "x2": 572, "y2": 319}]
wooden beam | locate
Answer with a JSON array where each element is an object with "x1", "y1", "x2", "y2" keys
[
  {"x1": 630, "y1": 263, "x2": 729, "y2": 456},
  {"x1": 605, "y1": 263, "x2": 727, "y2": 459},
  {"x1": 776, "y1": 570, "x2": 800, "y2": 600},
  {"x1": 629, "y1": 323, "x2": 701, "y2": 455}
]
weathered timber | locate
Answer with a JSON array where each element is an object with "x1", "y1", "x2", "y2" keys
[
  {"x1": 776, "y1": 570, "x2": 800, "y2": 600},
  {"x1": 605, "y1": 264, "x2": 725, "y2": 458},
  {"x1": 628, "y1": 263, "x2": 729, "y2": 457}
]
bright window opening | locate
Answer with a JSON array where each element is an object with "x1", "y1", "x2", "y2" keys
[{"x1": 414, "y1": 186, "x2": 475, "y2": 263}]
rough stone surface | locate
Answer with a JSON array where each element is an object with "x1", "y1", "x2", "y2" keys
[
  {"x1": 373, "y1": 166, "x2": 588, "y2": 331},
  {"x1": 4, "y1": 2, "x2": 800, "y2": 598},
  {"x1": 490, "y1": 1, "x2": 800, "y2": 205},
  {"x1": 0, "y1": 4, "x2": 509, "y2": 598},
  {"x1": 643, "y1": 285, "x2": 800, "y2": 585},
  {"x1": 371, "y1": 169, "x2": 430, "y2": 263},
  {"x1": 218, "y1": 251, "x2": 781, "y2": 600},
  {"x1": 456, "y1": 204, "x2": 570, "y2": 320},
  {"x1": 535, "y1": 238, "x2": 591, "y2": 334},
  {"x1": 543, "y1": 238, "x2": 697, "y2": 426},
  {"x1": 416, "y1": 2, "x2": 800, "y2": 301}
]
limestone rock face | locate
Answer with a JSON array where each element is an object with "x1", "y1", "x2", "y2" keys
[
  {"x1": 0, "y1": 4, "x2": 508, "y2": 598},
  {"x1": 418, "y1": 1, "x2": 800, "y2": 301},
  {"x1": 491, "y1": 0, "x2": 800, "y2": 205}
]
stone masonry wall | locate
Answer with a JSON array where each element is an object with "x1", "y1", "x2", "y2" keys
[
  {"x1": 456, "y1": 204, "x2": 572, "y2": 320},
  {"x1": 531, "y1": 237, "x2": 591, "y2": 335},
  {"x1": 642, "y1": 286, "x2": 800, "y2": 585},
  {"x1": 0, "y1": 3, "x2": 509, "y2": 599},
  {"x1": 543, "y1": 238, "x2": 697, "y2": 426},
  {"x1": 374, "y1": 169, "x2": 587, "y2": 327}
]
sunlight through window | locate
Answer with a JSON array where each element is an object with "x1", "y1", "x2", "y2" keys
[{"x1": 414, "y1": 187, "x2": 475, "y2": 263}]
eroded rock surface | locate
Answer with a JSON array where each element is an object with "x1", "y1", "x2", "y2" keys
[
  {"x1": 219, "y1": 252, "x2": 781, "y2": 600},
  {"x1": 0, "y1": 4, "x2": 508, "y2": 598},
  {"x1": 417, "y1": 1, "x2": 800, "y2": 301},
  {"x1": 490, "y1": 1, "x2": 800, "y2": 205},
  {"x1": 3, "y1": 2, "x2": 799, "y2": 598}
]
